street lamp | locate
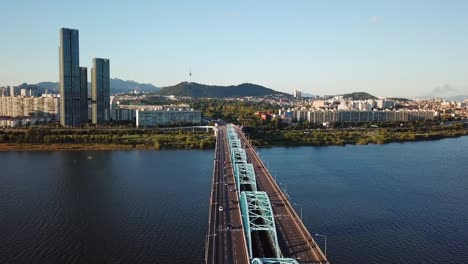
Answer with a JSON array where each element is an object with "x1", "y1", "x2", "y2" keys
[
  {"x1": 293, "y1": 202, "x2": 302, "y2": 221},
  {"x1": 315, "y1": 233, "x2": 327, "y2": 258}
]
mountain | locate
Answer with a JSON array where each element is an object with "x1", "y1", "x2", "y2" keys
[
  {"x1": 340, "y1": 92, "x2": 377, "y2": 100},
  {"x1": 301, "y1": 92, "x2": 316, "y2": 98},
  {"x1": 109, "y1": 78, "x2": 160, "y2": 94},
  {"x1": 414, "y1": 95, "x2": 468, "y2": 102},
  {"x1": 442, "y1": 95, "x2": 468, "y2": 102},
  {"x1": 16, "y1": 79, "x2": 160, "y2": 95},
  {"x1": 158, "y1": 82, "x2": 288, "y2": 98},
  {"x1": 35, "y1": 82, "x2": 58, "y2": 91},
  {"x1": 14, "y1": 83, "x2": 50, "y2": 95}
]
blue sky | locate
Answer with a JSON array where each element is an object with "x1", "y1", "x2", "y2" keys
[{"x1": 0, "y1": 0, "x2": 467, "y2": 97}]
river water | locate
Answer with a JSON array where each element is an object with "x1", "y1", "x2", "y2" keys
[{"x1": 0, "y1": 137, "x2": 467, "y2": 263}]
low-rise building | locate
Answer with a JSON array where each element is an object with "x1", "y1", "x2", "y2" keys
[
  {"x1": 304, "y1": 109, "x2": 434, "y2": 123},
  {"x1": 136, "y1": 108, "x2": 202, "y2": 127}
]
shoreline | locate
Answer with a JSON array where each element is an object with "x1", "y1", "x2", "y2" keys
[
  {"x1": 0, "y1": 143, "x2": 150, "y2": 152},
  {"x1": 1, "y1": 133, "x2": 466, "y2": 151},
  {"x1": 0, "y1": 143, "x2": 214, "y2": 152},
  {"x1": 253, "y1": 133, "x2": 468, "y2": 148}
]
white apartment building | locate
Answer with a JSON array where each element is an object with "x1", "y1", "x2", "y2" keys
[{"x1": 0, "y1": 96, "x2": 59, "y2": 119}]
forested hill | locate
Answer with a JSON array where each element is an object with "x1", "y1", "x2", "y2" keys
[
  {"x1": 340, "y1": 92, "x2": 377, "y2": 100},
  {"x1": 158, "y1": 82, "x2": 288, "y2": 98}
]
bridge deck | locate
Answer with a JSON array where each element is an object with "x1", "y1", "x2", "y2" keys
[
  {"x1": 207, "y1": 125, "x2": 328, "y2": 264},
  {"x1": 206, "y1": 126, "x2": 249, "y2": 264},
  {"x1": 236, "y1": 126, "x2": 329, "y2": 264}
]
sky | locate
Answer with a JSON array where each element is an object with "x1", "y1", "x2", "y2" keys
[{"x1": 0, "y1": 0, "x2": 467, "y2": 98}]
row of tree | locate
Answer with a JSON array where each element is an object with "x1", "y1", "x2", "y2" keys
[{"x1": 0, "y1": 129, "x2": 215, "y2": 150}]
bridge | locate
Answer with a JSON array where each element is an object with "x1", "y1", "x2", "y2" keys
[{"x1": 206, "y1": 124, "x2": 329, "y2": 264}]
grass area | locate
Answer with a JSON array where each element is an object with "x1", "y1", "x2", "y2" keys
[
  {"x1": 0, "y1": 129, "x2": 215, "y2": 151},
  {"x1": 247, "y1": 125, "x2": 468, "y2": 147}
]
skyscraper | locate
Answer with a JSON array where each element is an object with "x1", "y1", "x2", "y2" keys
[
  {"x1": 59, "y1": 28, "x2": 81, "y2": 127},
  {"x1": 80, "y1": 67, "x2": 88, "y2": 123},
  {"x1": 91, "y1": 58, "x2": 110, "y2": 124}
]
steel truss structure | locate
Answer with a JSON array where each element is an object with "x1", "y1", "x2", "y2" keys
[
  {"x1": 240, "y1": 191, "x2": 281, "y2": 259},
  {"x1": 234, "y1": 162, "x2": 257, "y2": 192},
  {"x1": 226, "y1": 124, "x2": 302, "y2": 264},
  {"x1": 231, "y1": 147, "x2": 247, "y2": 164}
]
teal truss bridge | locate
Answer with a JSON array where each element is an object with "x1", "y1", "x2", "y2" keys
[{"x1": 205, "y1": 124, "x2": 329, "y2": 264}]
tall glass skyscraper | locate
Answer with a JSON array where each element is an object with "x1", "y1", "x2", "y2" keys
[
  {"x1": 91, "y1": 58, "x2": 110, "y2": 124},
  {"x1": 80, "y1": 67, "x2": 88, "y2": 123},
  {"x1": 59, "y1": 28, "x2": 81, "y2": 127}
]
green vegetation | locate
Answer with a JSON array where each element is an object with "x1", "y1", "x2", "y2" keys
[
  {"x1": 191, "y1": 99, "x2": 278, "y2": 124},
  {"x1": 158, "y1": 82, "x2": 288, "y2": 98},
  {"x1": 0, "y1": 128, "x2": 215, "y2": 150},
  {"x1": 247, "y1": 124, "x2": 467, "y2": 147}
]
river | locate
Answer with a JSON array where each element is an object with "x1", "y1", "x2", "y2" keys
[{"x1": 0, "y1": 137, "x2": 467, "y2": 263}]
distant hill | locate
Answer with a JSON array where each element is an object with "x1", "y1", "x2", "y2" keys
[
  {"x1": 301, "y1": 92, "x2": 316, "y2": 98},
  {"x1": 340, "y1": 92, "x2": 377, "y2": 100},
  {"x1": 388, "y1": 97, "x2": 411, "y2": 101},
  {"x1": 109, "y1": 78, "x2": 160, "y2": 94},
  {"x1": 415, "y1": 94, "x2": 468, "y2": 102},
  {"x1": 35, "y1": 82, "x2": 58, "y2": 91},
  {"x1": 443, "y1": 95, "x2": 468, "y2": 102},
  {"x1": 158, "y1": 82, "x2": 288, "y2": 98},
  {"x1": 14, "y1": 83, "x2": 49, "y2": 95},
  {"x1": 15, "y1": 79, "x2": 160, "y2": 95}
]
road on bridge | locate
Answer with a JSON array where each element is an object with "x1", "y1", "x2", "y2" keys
[
  {"x1": 235, "y1": 126, "x2": 329, "y2": 264},
  {"x1": 206, "y1": 126, "x2": 249, "y2": 264}
]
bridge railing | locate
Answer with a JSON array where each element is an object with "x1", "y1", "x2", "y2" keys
[{"x1": 205, "y1": 129, "x2": 219, "y2": 263}]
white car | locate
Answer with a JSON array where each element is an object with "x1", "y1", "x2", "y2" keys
[{"x1": 219, "y1": 206, "x2": 224, "y2": 211}]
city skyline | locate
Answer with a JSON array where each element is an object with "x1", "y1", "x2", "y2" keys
[{"x1": 1, "y1": 1, "x2": 468, "y2": 98}]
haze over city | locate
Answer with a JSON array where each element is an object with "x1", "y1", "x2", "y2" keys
[{"x1": 1, "y1": 0, "x2": 467, "y2": 98}]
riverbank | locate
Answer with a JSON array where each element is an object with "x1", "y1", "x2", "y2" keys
[
  {"x1": 0, "y1": 143, "x2": 147, "y2": 151},
  {"x1": 0, "y1": 142, "x2": 217, "y2": 151},
  {"x1": 247, "y1": 126, "x2": 468, "y2": 147},
  {"x1": 0, "y1": 129, "x2": 215, "y2": 151},
  {"x1": 1, "y1": 126, "x2": 466, "y2": 151}
]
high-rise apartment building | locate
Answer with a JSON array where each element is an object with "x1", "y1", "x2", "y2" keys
[
  {"x1": 9, "y1": 86, "x2": 15, "y2": 97},
  {"x1": 91, "y1": 58, "x2": 110, "y2": 124},
  {"x1": 0, "y1": 96, "x2": 59, "y2": 118},
  {"x1": 80, "y1": 67, "x2": 88, "y2": 123},
  {"x1": 59, "y1": 28, "x2": 81, "y2": 127},
  {"x1": 294, "y1": 90, "x2": 302, "y2": 99}
]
